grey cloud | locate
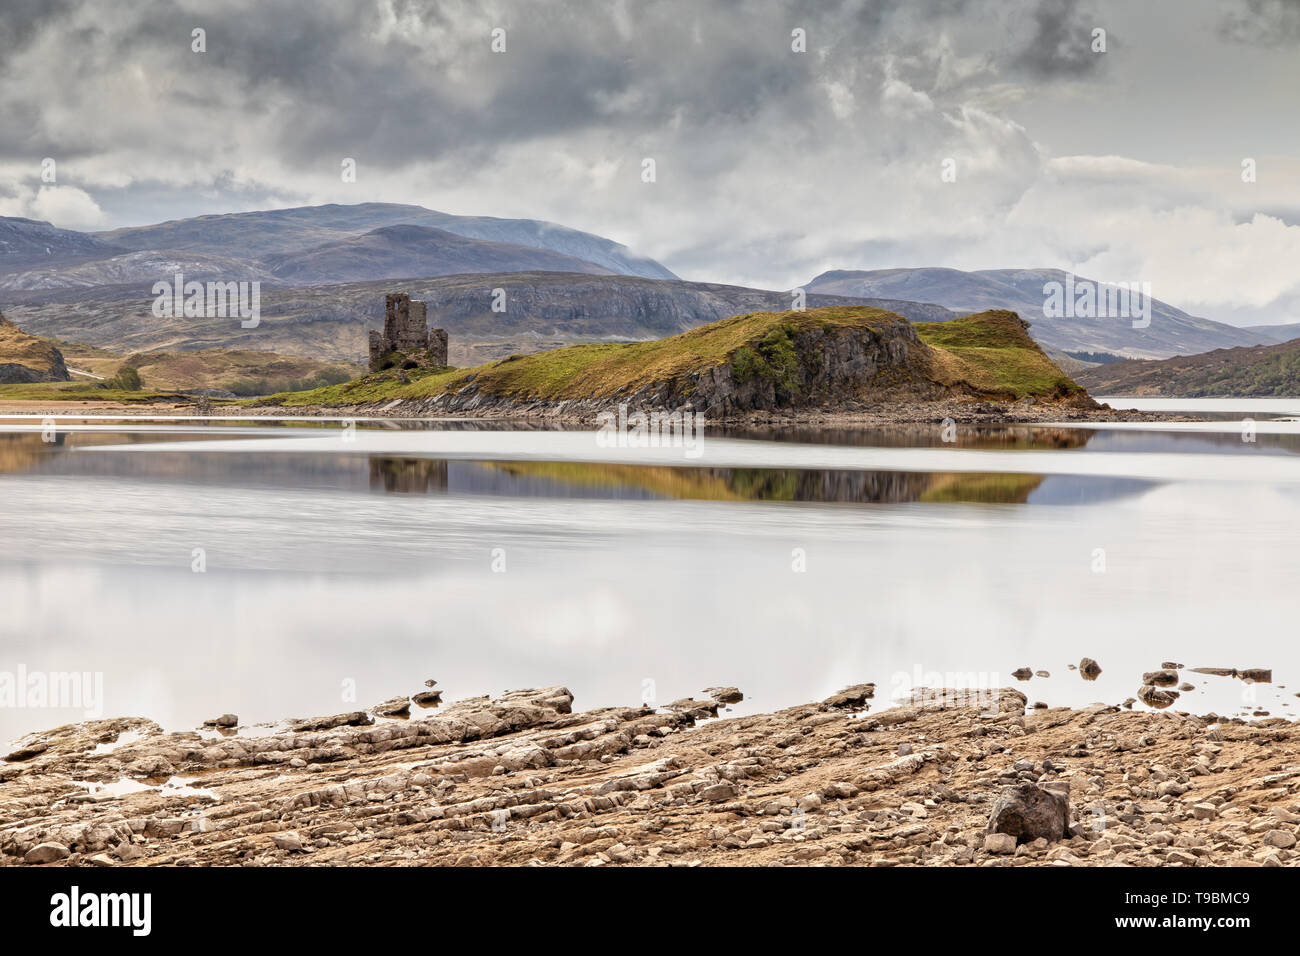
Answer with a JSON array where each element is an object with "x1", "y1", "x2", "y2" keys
[
  {"x1": 1220, "y1": 0, "x2": 1300, "y2": 45},
  {"x1": 0, "y1": 0, "x2": 1115, "y2": 171},
  {"x1": 1013, "y1": 0, "x2": 1107, "y2": 78}
]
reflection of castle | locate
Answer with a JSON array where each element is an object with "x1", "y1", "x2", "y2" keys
[
  {"x1": 368, "y1": 457, "x2": 449, "y2": 494},
  {"x1": 368, "y1": 293, "x2": 448, "y2": 372}
]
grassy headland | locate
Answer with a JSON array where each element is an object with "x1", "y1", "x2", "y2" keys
[{"x1": 262, "y1": 306, "x2": 1083, "y2": 411}]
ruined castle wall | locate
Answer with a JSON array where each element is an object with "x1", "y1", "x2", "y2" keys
[
  {"x1": 428, "y1": 327, "x2": 448, "y2": 366},
  {"x1": 371, "y1": 292, "x2": 448, "y2": 371}
]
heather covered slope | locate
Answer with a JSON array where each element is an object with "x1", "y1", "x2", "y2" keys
[
  {"x1": 1076, "y1": 338, "x2": 1300, "y2": 397},
  {"x1": 267, "y1": 306, "x2": 1087, "y2": 416}
]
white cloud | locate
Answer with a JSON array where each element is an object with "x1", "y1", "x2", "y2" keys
[{"x1": 0, "y1": 185, "x2": 107, "y2": 230}]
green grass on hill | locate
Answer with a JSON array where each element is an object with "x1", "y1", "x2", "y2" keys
[
  {"x1": 266, "y1": 306, "x2": 903, "y2": 407},
  {"x1": 262, "y1": 306, "x2": 1081, "y2": 408},
  {"x1": 0, "y1": 381, "x2": 181, "y2": 403},
  {"x1": 915, "y1": 310, "x2": 1084, "y2": 399}
]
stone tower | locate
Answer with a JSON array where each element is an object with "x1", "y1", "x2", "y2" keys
[{"x1": 368, "y1": 293, "x2": 449, "y2": 371}]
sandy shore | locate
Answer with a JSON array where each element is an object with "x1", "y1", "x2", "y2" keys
[{"x1": 3, "y1": 681, "x2": 1298, "y2": 867}]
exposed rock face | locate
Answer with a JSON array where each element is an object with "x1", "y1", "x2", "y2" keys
[
  {"x1": 368, "y1": 293, "x2": 449, "y2": 371},
  {"x1": 669, "y1": 317, "x2": 937, "y2": 419},
  {"x1": 3, "y1": 685, "x2": 1300, "y2": 867},
  {"x1": 0, "y1": 312, "x2": 69, "y2": 383},
  {"x1": 986, "y1": 783, "x2": 1070, "y2": 843}
]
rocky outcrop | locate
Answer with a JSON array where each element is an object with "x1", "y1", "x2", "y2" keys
[
  {"x1": 4, "y1": 681, "x2": 1300, "y2": 867},
  {"x1": 0, "y1": 312, "x2": 69, "y2": 383},
  {"x1": 407, "y1": 315, "x2": 947, "y2": 419}
]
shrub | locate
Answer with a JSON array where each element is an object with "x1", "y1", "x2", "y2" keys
[{"x1": 102, "y1": 366, "x2": 142, "y2": 391}]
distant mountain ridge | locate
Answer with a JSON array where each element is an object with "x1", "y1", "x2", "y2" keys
[
  {"x1": 262, "y1": 225, "x2": 617, "y2": 284},
  {"x1": 1242, "y1": 323, "x2": 1300, "y2": 346},
  {"x1": 0, "y1": 217, "x2": 122, "y2": 270},
  {"x1": 93, "y1": 203, "x2": 676, "y2": 279},
  {"x1": 807, "y1": 267, "x2": 1269, "y2": 360}
]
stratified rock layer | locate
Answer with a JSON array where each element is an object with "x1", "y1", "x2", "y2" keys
[{"x1": 3, "y1": 685, "x2": 1300, "y2": 867}]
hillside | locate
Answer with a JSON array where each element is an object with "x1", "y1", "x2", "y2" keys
[
  {"x1": 0, "y1": 250, "x2": 276, "y2": 292},
  {"x1": 261, "y1": 225, "x2": 614, "y2": 283},
  {"x1": 1242, "y1": 323, "x2": 1300, "y2": 346},
  {"x1": 3, "y1": 273, "x2": 956, "y2": 367},
  {"x1": 265, "y1": 306, "x2": 1086, "y2": 417},
  {"x1": 1075, "y1": 338, "x2": 1300, "y2": 397},
  {"x1": 806, "y1": 267, "x2": 1267, "y2": 359},
  {"x1": 0, "y1": 313, "x2": 69, "y2": 383},
  {"x1": 93, "y1": 203, "x2": 675, "y2": 279},
  {"x1": 0, "y1": 218, "x2": 122, "y2": 275}
]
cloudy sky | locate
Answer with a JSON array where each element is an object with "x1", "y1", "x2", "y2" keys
[{"x1": 2, "y1": 0, "x2": 1299, "y2": 324}]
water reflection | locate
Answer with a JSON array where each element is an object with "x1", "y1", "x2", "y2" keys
[{"x1": 0, "y1": 432, "x2": 1157, "y2": 505}]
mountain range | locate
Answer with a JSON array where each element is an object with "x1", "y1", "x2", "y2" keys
[
  {"x1": 4, "y1": 271, "x2": 955, "y2": 367},
  {"x1": 807, "y1": 268, "x2": 1270, "y2": 360},
  {"x1": 0, "y1": 205, "x2": 1289, "y2": 370},
  {"x1": 92, "y1": 202, "x2": 675, "y2": 279}
]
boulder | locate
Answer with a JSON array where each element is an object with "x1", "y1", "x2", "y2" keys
[
  {"x1": 1142, "y1": 670, "x2": 1179, "y2": 687},
  {"x1": 986, "y1": 783, "x2": 1070, "y2": 844},
  {"x1": 822, "y1": 683, "x2": 875, "y2": 709},
  {"x1": 25, "y1": 842, "x2": 70, "y2": 864},
  {"x1": 703, "y1": 686, "x2": 743, "y2": 705},
  {"x1": 983, "y1": 832, "x2": 1017, "y2": 854},
  {"x1": 1138, "y1": 684, "x2": 1178, "y2": 708},
  {"x1": 271, "y1": 831, "x2": 304, "y2": 852}
]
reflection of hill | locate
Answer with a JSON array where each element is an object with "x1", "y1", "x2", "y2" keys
[
  {"x1": 0, "y1": 434, "x2": 58, "y2": 474},
  {"x1": 369, "y1": 458, "x2": 448, "y2": 493},
  {"x1": 919, "y1": 473, "x2": 1044, "y2": 504},
  {"x1": 724, "y1": 424, "x2": 1096, "y2": 451},
  {"x1": 490, "y1": 462, "x2": 747, "y2": 501},
  {"x1": 489, "y1": 461, "x2": 1039, "y2": 505}
]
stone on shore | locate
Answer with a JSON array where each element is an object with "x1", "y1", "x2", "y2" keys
[
  {"x1": 986, "y1": 783, "x2": 1070, "y2": 843},
  {"x1": 703, "y1": 686, "x2": 743, "y2": 705},
  {"x1": 25, "y1": 842, "x2": 70, "y2": 864},
  {"x1": 822, "y1": 683, "x2": 874, "y2": 709}
]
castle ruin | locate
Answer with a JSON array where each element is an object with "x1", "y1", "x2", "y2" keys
[{"x1": 368, "y1": 293, "x2": 449, "y2": 372}]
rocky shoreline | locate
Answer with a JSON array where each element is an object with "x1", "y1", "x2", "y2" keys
[
  {"x1": 4, "y1": 682, "x2": 1298, "y2": 867},
  {"x1": 0, "y1": 390, "x2": 1207, "y2": 429},
  {"x1": 246, "y1": 395, "x2": 1192, "y2": 428}
]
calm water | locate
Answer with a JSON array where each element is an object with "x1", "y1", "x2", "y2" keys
[{"x1": 2, "y1": 406, "x2": 1299, "y2": 743}]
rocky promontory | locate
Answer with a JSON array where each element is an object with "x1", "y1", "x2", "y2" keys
[{"x1": 261, "y1": 306, "x2": 1097, "y2": 422}]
